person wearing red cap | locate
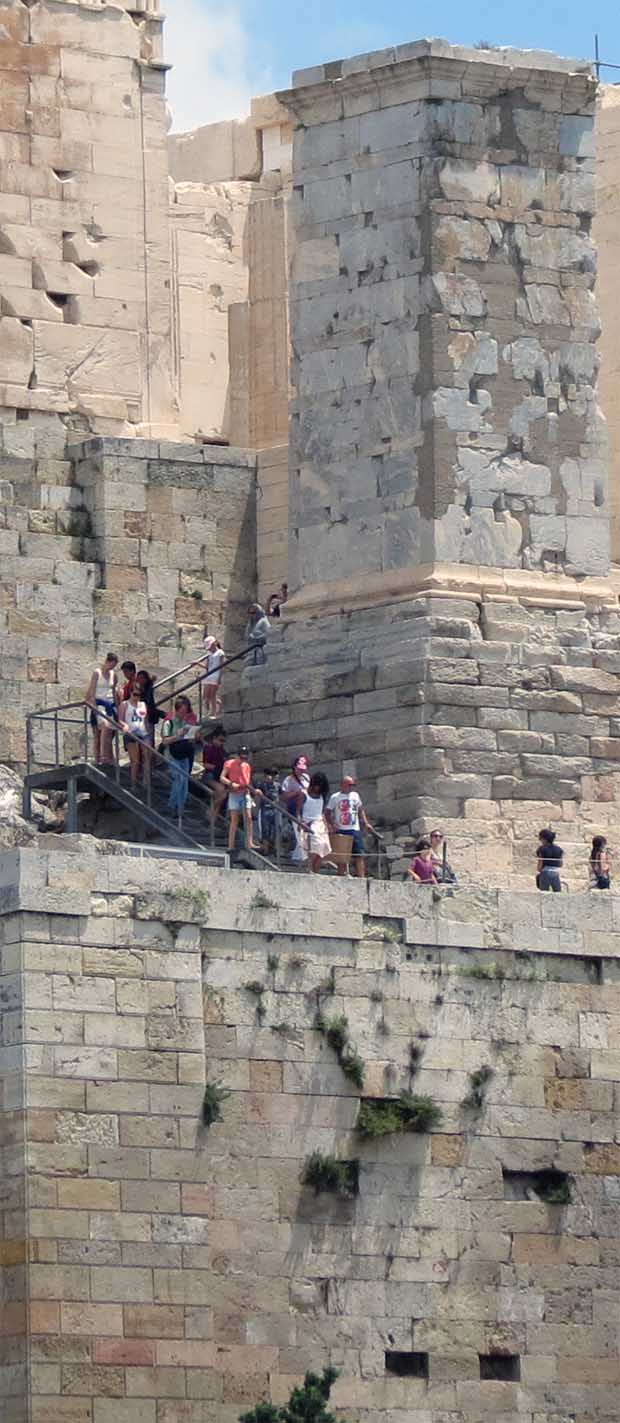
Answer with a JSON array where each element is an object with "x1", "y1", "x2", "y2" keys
[{"x1": 326, "y1": 774, "x2": 376, "y2": 878}]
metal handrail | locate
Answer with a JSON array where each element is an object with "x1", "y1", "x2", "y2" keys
[
  {"x1": 24, "y1": 698, "x2": 389, "y2": 876},
  {"x1": 25, "y1": 700, "x2": 221, "y2": 847}
]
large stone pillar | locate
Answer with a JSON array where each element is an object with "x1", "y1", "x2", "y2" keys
[
  {"x1": 280, "y1": 41, "x2": 608, "y2": 615},
  {"x1": 237, "y1": 44, "x2": 620, "y2": 881}
]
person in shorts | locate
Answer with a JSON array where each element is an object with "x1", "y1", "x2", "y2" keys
[
  {"x1": 85, "y1": 652, "x2": 119, "y2": 765},
  {"x1": 220, "y1": 745, "x2": 256, "y2": 852},
  {"x1": 590, "y1": 835, "x2": 611, "y2": 890},
  {"x1": 536, "y1": 828, "x2": 563, "y2": 892},
  {"x1": 326, "y1": 774, "x2": 376, "y2": 878},
  {"x1": 195, "y1": 635, "x2": 226, "y2": 718},
  {"x1": 201, "y1": 723, "x2": 228, "y2": 819},
  {"x1": 118, "y1": 684, "x2": 151, "y2": 789}
]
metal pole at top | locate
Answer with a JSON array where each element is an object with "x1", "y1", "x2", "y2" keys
[{"x1": 595, "y1": 33, "x2": 601, "y2": 80}]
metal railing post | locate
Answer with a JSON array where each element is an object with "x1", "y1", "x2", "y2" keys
[
  {"x1": 66, "y1": 776, "x2": 78, "y2": 834},
  {"x1": 275, "y1": 806, "x2": 282, "y2": 870},
  {"x1": 83, "y1": 705, "x2": 89, "y2": 763},
  {"x1": 113, "y1": 720, "x2": 120, "y2": 783},
  {"x1": 24, "y1": 717, "x2": 33, "y2": 820},
  {"x1": 54, "y1": 711, "x2": 59, "y2": 767}
]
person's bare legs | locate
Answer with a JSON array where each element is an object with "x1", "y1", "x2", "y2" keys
[
  {"x1": 142, "y1": 744, "x2": 152, "y2": 786},
  {"x1": 213, "y1": 782, "x2": 227, "y2": 819},
  {"x1": 243, "y1": 802, "x2": 257, "y2": 850},
  {"x1": 311, "y1": 854, "x2": 323, "y2": 874},
  {"x1": 127, "y1": 740, "x2": 140, "y2": 787},
  {"x1": 92, "y1": 726, "x2": 101, "y2": 763},
  {"x1": 205, "y1": 685, "x2": 216, "y2": 716},
  {"x1": 228, "y1": 810, "x2": 239, "y2": 851},
  {"x1": 353, "y1": 854, "x2": 366, "y2": 879},
  {"x1": 100, "y1": 723, "x2": 115, "y2": 765}
]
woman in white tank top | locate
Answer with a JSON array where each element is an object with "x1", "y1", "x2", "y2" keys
[
  {"x1": 119, "y1": 688, "x2": 151, "y2": 788},
  {"x1": 85, "y1": 653, "x2": 119, "y2": 764}
]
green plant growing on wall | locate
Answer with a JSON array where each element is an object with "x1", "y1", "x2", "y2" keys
[
  {"x1": 239, "y1": 1366, "x2": 349, "y2": 1423},
  {"x1": 267, "y1": 953, "x2": 279, "y2": 972},
  {"x1": 315, "y1": 1013, "x2": 366, "y2": 1090},
  {"x1": 302, "y1": 1153, "x2": 359, "y2": 1198},
  {"x1": 356, "y1": 1093, "x2": 443, "y2": 1139},
  {"x1": 463, "y1": 1065, "x2": 494, "y2": 1111},
  {"x1": 201, "y1": 1080, "x2": 230, "y2": 1127},
  {"x1": 244, "y1": 980, "x2": 265, "y2": 996},
  {"x1": 461, "y1": 959, "x2": 506, "y2": 982},
  {"x1": 249, "y1": 890, "x2": 279, "y2": 912}
]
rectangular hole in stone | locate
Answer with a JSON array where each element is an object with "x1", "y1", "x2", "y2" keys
[
  {"x1": 385, "y1": 1351, "x2": 428, "y2": 1378},
  {"x1": 502, "y1": 1167, "x2": 571, "y2": 1205},
  {"x1": 479, "y1": 1354, "x2": 520, "y2": 1381}
]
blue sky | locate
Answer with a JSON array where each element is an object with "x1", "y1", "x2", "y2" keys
[{"x1": 165, "y1": 0, "x2": 620, "y2": 131}]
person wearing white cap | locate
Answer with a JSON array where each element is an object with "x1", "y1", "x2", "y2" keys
[
  {"x1": 194, "y1": 634, "x2": 226, "y2": 717},
  {"x1": 326, "y1": 774, "x2": 376, "y2": 878}
]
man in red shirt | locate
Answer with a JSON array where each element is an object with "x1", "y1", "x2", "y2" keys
[{"x1": 220, "y1": 745, "x2": 256, "y2": 852}]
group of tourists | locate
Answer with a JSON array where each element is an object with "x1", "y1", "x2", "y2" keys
[
  {"x1": 201, "y1": 742, "x2": 381, "y2": 873},
  {"x1": 85, "y1": 652, "x2": 376, "y2": 868},
  {"x1": 83, "y1": 652, "x2": 612, "y2": 888}
]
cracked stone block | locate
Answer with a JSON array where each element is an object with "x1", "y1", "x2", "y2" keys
[
  {"x1": 0, "y1": 316, "x2": 34, "y2": 384},
  {"x1": 32, "y1": 323, "x2": 140, "y2": 396}
]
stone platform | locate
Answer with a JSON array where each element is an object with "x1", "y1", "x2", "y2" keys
[{"x1": 1, "y1": 841, "x2": 619, "y2": 1421}]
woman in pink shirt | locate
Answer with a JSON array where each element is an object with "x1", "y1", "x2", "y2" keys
[{"x1": 408, "y1": 838, "x2": 439, "y2": 884}]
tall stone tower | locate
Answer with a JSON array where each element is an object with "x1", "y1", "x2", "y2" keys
[
  {"x1": 239, "y1": 43, "x2": 620, "y2": 883},
  {"x1": 284, "y1": 42, "x2": 606, "y2": 600}
]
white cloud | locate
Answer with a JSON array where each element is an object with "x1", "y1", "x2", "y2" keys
[{"x1": 164, "y1": 0, "x2": 257, "y2": 132}]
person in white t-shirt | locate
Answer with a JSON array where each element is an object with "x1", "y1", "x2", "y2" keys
[
  {"x1": 326, "y1": 774, "x2": 376, "y2": 878},
  {"x1": 194, "y1": 635, "x2": 226, "y2": 717}
]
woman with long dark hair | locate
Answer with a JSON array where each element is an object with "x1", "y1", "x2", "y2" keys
[
  {"x1": 590, "y1": 835, "x2": 611, "y2": 889},
  {"x1": 302, "y1": 772, "x2": 332, "y2": 874}
]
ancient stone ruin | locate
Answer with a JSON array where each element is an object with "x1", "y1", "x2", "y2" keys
[{"x1": 1, "y1": 6, "x2": 620, "y2": 1422}]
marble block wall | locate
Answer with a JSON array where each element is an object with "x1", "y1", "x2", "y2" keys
[
  {"x1": 282, "y1": 42, "x2": 608, "y2": 608},
  {"x1": 1, "y1": 844, "x2": 620, "y2": 1422}
]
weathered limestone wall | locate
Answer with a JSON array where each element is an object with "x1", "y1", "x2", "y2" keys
[
  {"x1": 238, "y1": 580, "x2": 620, "y2": 881},
  {"x1": 2, "y1": 844, "x2": 620, "y2": 1421},
  {"x1": 167, "y1": 94, "x2": 292, "y2": 593},
  {"x1": 0, "y1": 0, "x2": 176, "y2": 437},
  {"x1": 282, "y1": 42, "x2": 607, "y2": 610},
  {"x1": 257, "y1": 445, "x2": 289, "y2": 604},
  {"x1": 169, "y1": 179, "x2": 256, "y2": 442},
  {"x1": 596, "y1": 85, "x2": 620, "y2": 564},
  {"x1": 0, "y1": 435, "x2": 256, "y2": 765}
]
